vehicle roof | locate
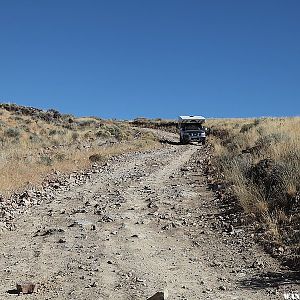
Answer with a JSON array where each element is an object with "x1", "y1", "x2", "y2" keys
[{"x1": 178, "y1": 115, "x2": 206, "y2": 122}]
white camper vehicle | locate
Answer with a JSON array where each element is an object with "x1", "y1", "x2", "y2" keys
[{"x1": 178, "y1": 115, "x2": 206, "y2": 144}]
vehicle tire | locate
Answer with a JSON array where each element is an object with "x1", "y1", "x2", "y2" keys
[
  {"x1": 183, "y1": 137, "x2": 189, "y2": 145},
  {"x1": 202, "y1": 139, "x2": 206, "y2": 145}
]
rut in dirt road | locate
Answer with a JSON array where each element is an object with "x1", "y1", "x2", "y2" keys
[{"x1": 0, "y1": 135, "x2": 298, "y2": 300}]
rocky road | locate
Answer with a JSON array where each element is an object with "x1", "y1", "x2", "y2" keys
[{"x1": 0, "y1": 131, "x2": 298, "y2": 299}]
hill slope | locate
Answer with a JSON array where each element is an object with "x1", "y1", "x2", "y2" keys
[{"x1": 0, "y1": 104, "x2": 158, "y2": 195}]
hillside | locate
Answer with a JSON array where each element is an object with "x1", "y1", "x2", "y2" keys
[
  {"x1": 0, "y1": 104, "x2": 159, "y2": 196},
  {"x1": 206, "y1": 117, "x2": 300, "y2": 270}
]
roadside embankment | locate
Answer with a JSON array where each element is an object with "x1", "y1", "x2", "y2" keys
[{"x1": 206, "y1": 117, "x2": 300, "y2": 270}]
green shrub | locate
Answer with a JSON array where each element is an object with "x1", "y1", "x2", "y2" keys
[
  {"x1": 54, "y1": 153, "x2": 66, "y2": 161},
  {"x1": 78, "y1": 120, "x2": 96, "y2": 127},
  {"x1": 49, "y1": 129, "x2": 57, "y2": 135},
  {"x1": 40, "y1": 155, "x2": 52, "y2": 166},
  {"x1": 95, "y1": 129, "x2": 111, "y2": 138},
  {"x1": 240, "y1": 123, "x2": 255, "y2": 133},
  {"x1": 89, "y1": 153, "x2": 106, "y2": 163},
  {"x1": 71, "y1": 132, "x2": 79, "y2": 140},
  {"x1": 29, "y1": 134, "x2": 41, "y2": 143},
  {"x1": 4, "y1": 128, "x2": 21, "y2": 138}
]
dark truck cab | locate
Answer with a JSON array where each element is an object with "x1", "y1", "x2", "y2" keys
[{"x1": 178, "y1": 115, "x2": 206, "y2": 144}]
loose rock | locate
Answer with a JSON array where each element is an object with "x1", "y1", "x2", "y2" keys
[
  {"x1": 16, "y1": 282, "x2": 36, "y2": 294},
  {"x1": 147, "y1": 290, "x2": 168, "y2": 300}
]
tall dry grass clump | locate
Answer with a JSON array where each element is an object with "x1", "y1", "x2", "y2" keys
[{"x1": 207, "y1": 117, "x2": 300, "y2": 268}]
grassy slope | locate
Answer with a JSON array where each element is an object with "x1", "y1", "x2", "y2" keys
[
  {"x1": 206, "y1": 117, "x2": 300, "y2": 268},
  {"x1": 0, "y1": 105, "x2": 159, "y2": 196}
]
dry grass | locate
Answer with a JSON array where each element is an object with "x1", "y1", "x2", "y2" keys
[
  {"x1": 0, "y1": 106, "x2": 160, "y2": 196},
  {"x1": 207, "y1": 117, "x2": 300, "y2": 268},
  {"x1": 130, "y1": 118, "x2": 178, "y2": 133}
]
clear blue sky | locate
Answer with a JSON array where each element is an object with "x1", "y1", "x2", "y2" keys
[{"x1": 0, "y1": 0, "x2": 299, "y2": 119}]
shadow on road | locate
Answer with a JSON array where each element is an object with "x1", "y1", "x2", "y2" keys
[
  {"x1": 159, "y1": 139, "x2": 204, "y2": 146},
  {"x1": 6, "y1": 289, "x2": 18, "y2": 294},
  {"x1": 159, "y1": 139, "x2": 181, "y2": 145},
  {"x1": 239, "y1": 271, "x2": 300, "y2": 289}
]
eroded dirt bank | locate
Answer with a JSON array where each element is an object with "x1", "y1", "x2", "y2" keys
[{"x1": 0, "y1": 131, "x2": 298, "y2": 299}]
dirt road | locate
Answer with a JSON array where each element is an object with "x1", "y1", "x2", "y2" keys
[{"x1": 0, "y1": 131, "x2": 298, "y2": 299}]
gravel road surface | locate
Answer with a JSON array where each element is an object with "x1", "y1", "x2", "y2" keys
[{"x1": 0, "y1": 131, "x2": 298, "y2": 299}]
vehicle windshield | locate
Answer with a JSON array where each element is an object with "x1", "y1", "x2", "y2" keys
[{"x1": 181, "y1": 123, "x2": 203, "y2": 131}]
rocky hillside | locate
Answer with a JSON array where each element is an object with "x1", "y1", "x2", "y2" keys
[
  {"x1": 206, "y1": 117, "x2": 300, "y2": 270},
  {"x1": 0, "y1": 104, "x2": 159, "y2": 197}
]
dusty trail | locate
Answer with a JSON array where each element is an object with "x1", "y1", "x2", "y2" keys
[{"x1": 0, "y1": 131, "x2": 298, "y2": 299}]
